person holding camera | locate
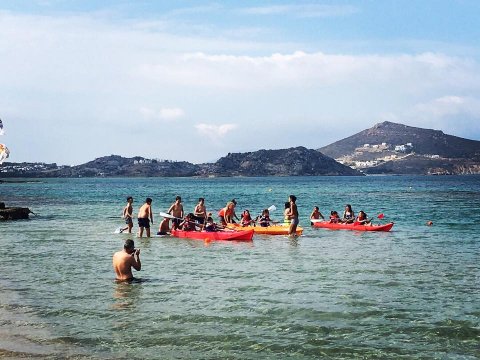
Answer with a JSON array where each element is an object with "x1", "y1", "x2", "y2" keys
[{"x1": 113, "y1": 239, "x2": 141, "y2": 282}]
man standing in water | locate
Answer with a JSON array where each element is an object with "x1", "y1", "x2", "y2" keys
[
  {"x1": 112, "y1": 239, "x2": 141, "y2": 281},
  {"x1": 168, "y1": 196, "x2": 184, "y2": 230},
  {"x1": 120, "y1": 196, "x2": 134, "y2": 233},
  {"x1": 137, "y1": 198, "x2": 153, "y2": 238},
  {"x1": 287, "y1": 195, "x2": 299, "y2": 236}
]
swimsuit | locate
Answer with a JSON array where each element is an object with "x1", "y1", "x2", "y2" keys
[
  {"x1": 291, "y1": 217, "x2": 299, "y2": 226},
  {"x1": 138, "y1": 218, "x2": 150, "y2": 228},
  {"x1": 193, "y1": 215, "x2": 205, "y2": 224},
  {"x1": 125, "y1": 217, "x2": 133, "y2": 225}
]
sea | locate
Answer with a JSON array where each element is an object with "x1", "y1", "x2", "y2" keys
[{"x1": 0, "y1": 176, "x2": 479, "y2": 359}]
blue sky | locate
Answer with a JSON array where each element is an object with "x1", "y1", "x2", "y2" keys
[{"x1": 1, "y1": 1, "x2": 480, "y2": 165}]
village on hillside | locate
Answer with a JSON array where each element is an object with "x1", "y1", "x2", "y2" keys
[{"x1": 336, "y1": 142, "x2": 442, "y2": 170}]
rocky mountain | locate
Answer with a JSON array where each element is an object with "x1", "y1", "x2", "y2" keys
[
  {"x1": 198, "y1": 146, "x2": 361, "y2": 176},
  {"x1": 318, "y1": 121, "x2": 480, "y2": 175},
  {"x1": 52, "y1": 155, "x2": 200, "y2": 177},
  {"x1": 1, "y1": 148, "x2": 362, "y2": 177}
]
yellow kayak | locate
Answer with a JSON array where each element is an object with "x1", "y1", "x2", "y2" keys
[{"x1": 227, "y1": 223, "x2": 303, "y2": 235}]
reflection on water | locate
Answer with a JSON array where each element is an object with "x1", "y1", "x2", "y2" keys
[{"x1": 111, "y1": 280, "x2": 144, "y2": 311}]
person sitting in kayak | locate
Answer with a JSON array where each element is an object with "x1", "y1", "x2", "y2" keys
[
  {"x1": 310, "y1": 206, "x2": 325, "y2": 225},
  {"x1": 204, "y1": 215, "x2": 219, "y2": 232},
  {"x1": 355, "y1": 210, "x2": 372, "y2": 225},
  {"x1": 240, "y1": 210, "x2": 255, "y2": 226},
  {"x1": 283, "y1": 202, "x2": 291, "y2": 226},
  {"x1": 341, "y1": 204, "x2": 355, "y2": 224},
  {"x1": 329, "y1": 210, "x2": 340, "y2": 223},
  {"x1": 180, "y1": 213, "x2": 197, "y2": 231},
  {"x1": 258, "y1": 209, "x2": 272, "y2": 227}
]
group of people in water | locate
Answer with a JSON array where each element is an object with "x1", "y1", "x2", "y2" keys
[
  {"x1": 114, "y1": 198, "x2": 375, "y2": 282},
  {"x1": 119, "y1": 194, "x2": 300, "y2": 237}
]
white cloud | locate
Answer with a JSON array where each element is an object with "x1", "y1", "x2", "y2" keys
[
  {"x1": 195, "y1": 123, "x2": 238, "y2": 141},
  {"x1": 412, "y1": 96, "x2": 480, "y2": 118},
  {"x1": 136, "y1": 51, "x2": 480, "y2": 93}
]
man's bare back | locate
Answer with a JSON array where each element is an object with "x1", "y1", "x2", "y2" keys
[{"x1": 113, "y1": 240, "x2": 141, "y2": 281}]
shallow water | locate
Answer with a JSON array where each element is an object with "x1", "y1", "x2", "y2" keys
[{"x1": 0, "y1": 176, "x2": 479, "y2": 359}]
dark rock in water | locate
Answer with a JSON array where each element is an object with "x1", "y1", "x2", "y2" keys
[{"x1": 0, "y1": 205, "x2": 33, "y2": 220}]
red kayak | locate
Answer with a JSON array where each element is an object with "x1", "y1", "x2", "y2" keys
[
  {"x1": 312, "y1": 221, "x2": 394, "y2": 232},
  {"x1": 171, "y1": 228, "x2": 254, "y2": 241}
]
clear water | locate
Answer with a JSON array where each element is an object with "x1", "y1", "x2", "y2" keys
[{"x1": 0, "y1": 176, "x2": 479, "y2": 359}]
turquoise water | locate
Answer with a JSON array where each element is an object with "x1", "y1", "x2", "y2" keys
[{"x1": 0, "y1": 176, "x2": 479, "y2": 359}]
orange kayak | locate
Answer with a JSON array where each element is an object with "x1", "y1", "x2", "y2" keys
[
  {"x1": 227, "y1": 224, "x2": 303, "y2": 235},
  {"x1": 171, "y1": 228, "x2": 254, "y2": 241}
]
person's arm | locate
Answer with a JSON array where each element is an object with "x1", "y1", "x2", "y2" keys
[
  {"x1": 180, "y1": 205, "x2": 184, "y2": 218},
  {"x1": 310, "y1": 211, "x2": 314, "y2": 219},
  {"x1": 149, "y1": 207, "x2": 153, "y2": 223},
  {"x1": 131, "y1": 249, "x2": 141, "y2": 271},
  {"x1": 319, "y1": 212, "x2": 325, "y2": 220},
  {"x1": 168, "y1": 204, "x2": 174, "y2": 214}
]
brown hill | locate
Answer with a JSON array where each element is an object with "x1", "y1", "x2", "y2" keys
[{"x1": 319, "y1": 121, "x2": 480, "y2": 159}]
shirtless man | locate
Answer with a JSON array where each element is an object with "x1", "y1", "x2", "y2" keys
[
  {"x1": 193, "y1": 197, "x2": 207, "y2": 224},
  {"x1": 112, "y1": 239, "x2": 141, "y2": 281},
  {"x1": 286, "y1": 195, "x2": 299, "y2": 236},
  {"x1": 120, "y1": 196, "x2": 134, "y2": 233},
  {"x1": 168, "y1": 196, "x2": 184, "y2": 230},
  {"x1": 157, "y1": 217, "x2": 170, "y2": 235},
  {"x1": 137, "y1": 198, "x2": 153, "y2": 238}
]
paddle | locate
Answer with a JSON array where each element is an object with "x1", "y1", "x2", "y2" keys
[
  {"x1": 159, "y1": 211, "x2": 180, "y2": 220},
  {"x1": 353, "y1": 213, "x2": 384, "y2": 226}
]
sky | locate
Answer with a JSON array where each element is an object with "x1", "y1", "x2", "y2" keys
[{"x1": 1, "y1": 0, "x2": 480, "y2": 165}]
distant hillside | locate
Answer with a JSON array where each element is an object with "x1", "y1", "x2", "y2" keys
[
  {"x1": 318, "y1": 121, "x2": 480, "y2": 175},
  {"x1": 319, "y1": 121, "x2": 480, "y2": 159},
  {"x1": 1, "y1": 148, "x2": 362, "y2": 177},
  {"x1": 198, "y1": 146, "x2": 362, "y2": 176}
]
